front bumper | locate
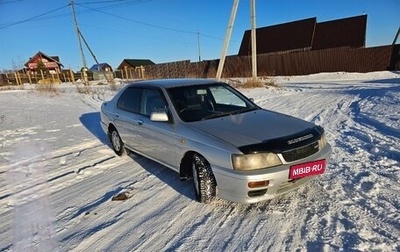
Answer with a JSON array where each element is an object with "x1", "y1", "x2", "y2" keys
[{"x1": 212, "y1": 143, "x2": 332, "y2": 204}]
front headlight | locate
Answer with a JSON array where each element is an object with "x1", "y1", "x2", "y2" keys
[
  {"x1": 232, "y1": 152, "x2": 282, "y2": 171},
  {"x1": 318, "y1": 132, "x2": 327, "y2": 150}
]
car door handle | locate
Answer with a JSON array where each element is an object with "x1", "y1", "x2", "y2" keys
[
  {"x1": 115, "y1": 113, "x2": 119, "y2": 118},
  {"x1": 137, "y1": 119, "x2": 144, "y2": 125}
]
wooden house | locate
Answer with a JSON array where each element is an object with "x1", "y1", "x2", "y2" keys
[
  {"x1": 25, "y1": 51, "x2": 64, "y2": 74},
  {"x1": 117, "y1": 59, "x2": 155, "y2": 70},
  {"x1": 117, "y1": 59, "x2": 155, "y2": 79},
  {"x1": 89, "y1": 63, "x2": 114, "y2": 81},
  {"x1": 89, "y1": 63, "x2": 113, "y2": 72}
]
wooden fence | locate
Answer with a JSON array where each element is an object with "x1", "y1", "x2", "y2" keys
[
  {"x1": 144, "y1": 45, "x2": 400, "y2": 78},
  {"x1": 114, "y1": 67, "x2": 145, "y2": 80},
  {"x1": 1, "y1": 44, "x2": 399, "y2": 86},
  {"x1": 0, "y1": 70, "x2": 95, "y2": 86}
]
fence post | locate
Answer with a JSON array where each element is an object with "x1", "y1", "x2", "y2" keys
[
  {"x1": 124, "y1": 66, "x2": 128, "y2": 80},
  {"x1": 70, "y1": 70, "x2": 75, "y2": 83},
  {"x1": 14, "y1": 72, "x2": 19, "y2": 85},
  {"x1": 40, "y1": 69, "x2": 45, "y2": 81},
  {"x1": 140, "y1": 66, "x2": 145, "y2": 79},
  {"x1": 17, "y1": 71, "x2": 23, "y2": 85},
  {"x1": 27, "y1": 71, "x2": 32, "y2": 84},
  {"x1": 5, "y1": 73, "x2": 12, "y2": 85}
]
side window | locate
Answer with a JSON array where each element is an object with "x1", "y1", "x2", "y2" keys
[
  {"x1": 141, "y1": 89, "x2": 167, "y2": 116},
  {"x1": 117, "y1": 87, "x2": 142, "y2": 113}
]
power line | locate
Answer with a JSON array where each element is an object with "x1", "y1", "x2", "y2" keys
[
  {"x1": 0, "y1": 1, "x2": 226, "y2": 42},
  {"x1": 0, "y1": 4, "x2": 69, "y2": 29},
  {"x1": 0, "y1": 0, "x2": 152, "y2": 28},
  {"x1": 75, "y1": 2, "x2": 225, "y2": 41},
  {"x1": 0, "y1": 0, "x2": 25, "y2": 5},
  {"x1": 78, "y1": 0, "x2": 152, "y2": 5},
  {"x1": 80, "y1": 0, "x2": 132, "y2": 4},
  {"x1": 76, "y1": 2, "x2": 197, "y2": 35}
]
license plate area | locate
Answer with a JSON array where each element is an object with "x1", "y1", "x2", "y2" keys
[{"x1": 289, "y1": 159, "x2": 326, "y2": 179}]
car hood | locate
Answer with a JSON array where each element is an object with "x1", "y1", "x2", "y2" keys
[{"x1": 189, "y1": 109, "x2": 317, "y2": 148}]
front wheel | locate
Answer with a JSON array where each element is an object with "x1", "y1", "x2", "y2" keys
[
  {"x1": 192, "y1": 154, "x2": 216, "y2": 203},
  {"x1": 109, "y1": 127, "x2": 125, "y2": 156}
]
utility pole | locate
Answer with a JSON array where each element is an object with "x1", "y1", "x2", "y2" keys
[
  {"x1": 393, "y1": 26, "x2": 400, "y2": 45},
  {"x1": 250, "y1": 0, "x2": 258, "y2": 81},
  {"x1": 78, "y1": 29, "x2": 110, "y2": 82},
  {"x1": 197, "y1": 30, "x2": 202, "y2": 62},
  {"x1": 70, "y1": 0, "x2": 110, "y2": 84},
  {"x1": 70, "y1": 0, "x2": 87, "y2": 70},
  {"x1": 216, "y1": 0, "x2": 240, "y2": 80}
]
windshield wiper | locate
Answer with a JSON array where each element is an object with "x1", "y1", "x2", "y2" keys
[
  {"x1": 230, "y1": 107, "x2": 258, "y2": 115},
  {"x1": 202, "y1": 107, "x2": 258, "y2": 120},
  {"x1": 202, "y1": 111, "x2": 231, "y2": 120}
]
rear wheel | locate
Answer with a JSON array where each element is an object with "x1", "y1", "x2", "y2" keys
[
  {"x1": 192, "y1": 154, "x2": 216, "y2": 203},
  {"x1": 109, "y1": 127, "x2": 125, "y2": 156}
]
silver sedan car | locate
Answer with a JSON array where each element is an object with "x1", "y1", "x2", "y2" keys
[{"x1": 100, "y1": 78, "x2": 332, "y2": 204}]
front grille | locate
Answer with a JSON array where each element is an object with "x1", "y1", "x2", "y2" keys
[{"x1": 282, "y1": 141, "x2": 319, "y2": 162}]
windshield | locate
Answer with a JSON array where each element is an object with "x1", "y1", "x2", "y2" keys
[{"x1": 167, "y1": 83, "x2": 258, "y2": 122}]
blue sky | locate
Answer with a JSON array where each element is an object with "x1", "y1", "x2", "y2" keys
[{"x1": 0, "y1": 0, "x2": 399, "y2": 71}]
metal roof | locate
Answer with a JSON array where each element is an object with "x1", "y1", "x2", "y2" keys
[
  {"x1": 238, "y1": 15, "x2": 367, "y2": 55},
  {"x1": 238, "y1": 18, "x2": 316, "y2": 56},
  {"x1": 90, "y1": 63, "x2": 112, "y2": 72},
  {"x1": 312, "y1": 15, "x2": 367, "y2": 50},
  {"x1": 118, "y1": 59, "x2": 155, "y2": 69},
  {"x1": 24, "y1": 51, "x2": 64, "y2": 67}
]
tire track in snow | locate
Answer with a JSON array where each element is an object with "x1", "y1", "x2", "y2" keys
[
  {"x1": 0, "y1": 140, "x2": 130, "y2": 215},
  {"x1": 304, "y1": 85, "x2": 400, "y2": 251},
  {"x1": 54, "y1": 172, "x2": 153, "y2": 251},
  {"x1": 245, "y1": 82, "x2": 400, "y2": 251},
  {"x1": 55, "y1": 159, "x2": 190, "y2": 252}
]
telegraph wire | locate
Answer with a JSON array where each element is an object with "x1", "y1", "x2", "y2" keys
[
  {"x1": 0, "y1": 1, "x2": 225, "y2": 42},
  {"x1": 75, "y1": 2, "x2": 224, "y2": 41},
  {"x1": 0, "y1": 0, "x2": 25, "y2": 5},
  {"x1": 79, "y1": 0, "x2": 153, "y2": 5},
  {"x1": 0, "y1": 0, "x2": 151, "y2": 28},
  {"x1": 0, "y1": 4, "x2": 70, "y2": 29},
  {"x1": 75, "y1": 2, "x2": 197, "y2": 35}
]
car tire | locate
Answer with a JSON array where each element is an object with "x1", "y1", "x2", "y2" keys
[
  {"x1": 192, "y1": 154, "x2": 216, "y2": 203},
  {"x1": 109, "y1": 127, "x2": 125, "y2": 156}
]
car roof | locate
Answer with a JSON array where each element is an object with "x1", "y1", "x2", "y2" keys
[{"x1": 125, "y1": 78, "x2": 225, "y2": 89}]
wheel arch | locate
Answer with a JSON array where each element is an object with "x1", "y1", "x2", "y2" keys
[
  {"x1": 179, "y1": 151, "x2": 196, "y2": 180},
  {"x1": 107, "y1": 123, "x2": 117, "y2": 135},
  {"x1": 179, "y1": 151, "x2": 217, "y2": 186}
]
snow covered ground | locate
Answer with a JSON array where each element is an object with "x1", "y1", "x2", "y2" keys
[{"x1": 0, "y1": 71, "x2": 399, "y2": 252}]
